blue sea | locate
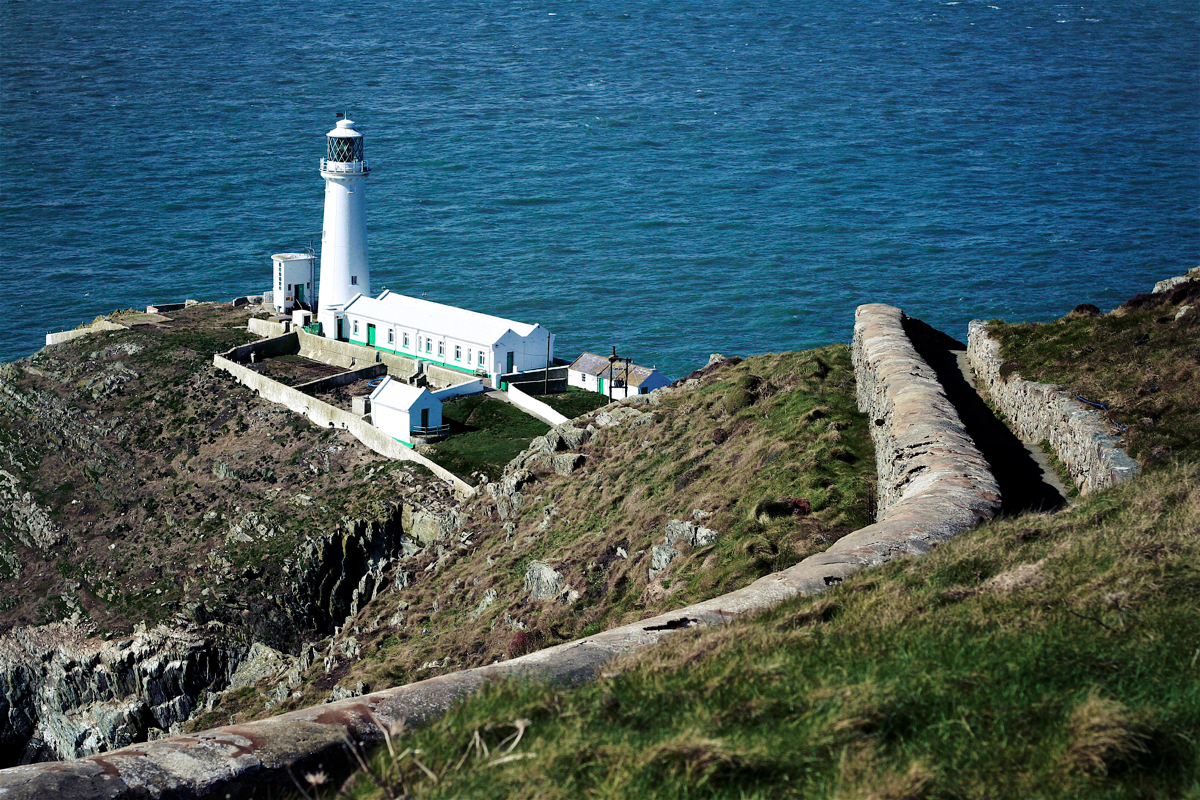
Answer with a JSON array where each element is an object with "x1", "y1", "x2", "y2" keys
[{"x1": 1, "y1": 0, "x2": 1196, "y2": 377}]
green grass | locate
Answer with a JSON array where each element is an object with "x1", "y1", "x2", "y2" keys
[
  {"x1": 531, "y1": 387, "x2": 613, "y2": 419},
  {"x1": 331, "y1": 460, "x2": 1200, "y2": 800},
  {"x1": 429, "y1": 396, "x2": 551, "y2": 481}
]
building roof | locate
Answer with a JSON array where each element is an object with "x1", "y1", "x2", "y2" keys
[
  {"x1": 343, "y1": 290, "x2": 539, "y2": 344},
  {"x1": 569, "y1": 352, "x2": 660, "y2": 387},
  {"x1": 369, "y1": 376, "x2": 435, "y2": 410}
]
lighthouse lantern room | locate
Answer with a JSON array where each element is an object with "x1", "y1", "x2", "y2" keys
[{"x1": 317, "y1": 117, "x2": 371, "y2": 340}]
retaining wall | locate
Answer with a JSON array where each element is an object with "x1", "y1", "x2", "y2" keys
[
  {"x1": 295, "y1": 330, "x2": 421, "y2": 381},
  {"x1": 44, "y1": 320, "x2": 128, "y2": 347},
  {"x1": 507, "y1": 384, "x2": 569, "y2": 425},
  {"x1": 0, "y1": 303, "x2": 1001, "y2": 799},
  {"x1": 211, "y1": 354, "x2": 471, "y2": 496},
  {"x1": 293, "y1": 364, "x2": 387, "y2": 395},
  {"x1": 248, "y1": 317, "x2": 289, "y2": 338},
  {"x1": 430, "y1": 379, "x2": 486, "y2": 402},
  {"x1": 966, "y1": 320, "x2": 1140, "y2": 494}
]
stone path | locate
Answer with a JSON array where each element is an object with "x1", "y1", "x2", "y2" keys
[{"x1": 903, "y1": 317, "x2": 1068, "y2": 514}]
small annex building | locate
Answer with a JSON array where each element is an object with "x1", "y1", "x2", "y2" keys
[
  {"x1": 342, "y1": 290, "x2": 554, "y2": 387},
  {"x1": 568, "y1": 352, "x2": 671, "y2": 400},
  {"x1": 369, "y1": 376, "x2": 444, "y2": 446}
]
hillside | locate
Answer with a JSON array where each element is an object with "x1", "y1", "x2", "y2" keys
[
  {"x1": 195, "y1": 347, "x2": 877, "y2": 726},
  {"x1": 324, "y1": 280, "x2": 1199, "y2": 799}
]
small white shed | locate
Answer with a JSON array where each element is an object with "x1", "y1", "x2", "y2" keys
[
  {"x1": 272, "y1": 253, "x2": 315, "y2": 313},
  {"x1": 369, "y1": 377, "x2": 444, "y2": 445}
]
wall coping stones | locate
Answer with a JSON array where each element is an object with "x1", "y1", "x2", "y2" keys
[
  {"x1": 966, "y1": 320, "x2": 1140, "y2": 495},
  {"x1": 0, "y1": 303, "x2": 1001, "y2": 799}
]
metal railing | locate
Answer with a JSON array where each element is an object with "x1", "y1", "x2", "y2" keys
[
  {"x1": 320, "y1": 159, "x2": 371, "y2": 174},
  {"x1": 411, "y1": 424, "x2": 450, "y2": 437}
]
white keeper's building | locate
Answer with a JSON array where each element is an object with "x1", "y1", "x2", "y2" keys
[
  {"x1": 342, "y1": 290, "x2": 553, "y2": 385},
  {"x1": 369, "y1": 376, "x2": 444, "y2": 446}
]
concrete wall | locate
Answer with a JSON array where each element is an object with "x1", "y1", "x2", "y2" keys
[
  {"x1": 3, "y1": 305, "x2": 1005, "y2": 799},
  {"x1": 212, "y1": 353, "x2": 471, "y2": 496},
  {"x1": 505, "y1": 366, "x2": 568, "y2": 394},
  {"x1": 507, "y1": 384, "x2": 569, "y2": 425},
  {"x1": 248, "y1": 317, "x2": 289, "y2": 338},
  {"x1": 430, "y1": 379, "x2": 486, "y2": 402},
  {"x1": 223, "y1": 333, "x2": 300, "y2": 364},
  {"x1": 44, "y1": 319, "x2": 128, "y2": 347},
  {"x1": 966, "y1": 320, "x2": 1140, "y2": 495},
  {"x1": 295, "y1": 329, "x2": 420, "y2": 381},
  {"x1": 293, "y1": 364, "x2": 387, "y2": 395}
]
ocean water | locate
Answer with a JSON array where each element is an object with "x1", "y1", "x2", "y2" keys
[{"x1": 1, "y1": 0, "x2": 1196, "y2": 376}]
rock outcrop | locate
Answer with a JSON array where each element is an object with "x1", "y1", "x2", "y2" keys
[{"x1": 0, "y1": 621, "x2": 238, "y2": 766}]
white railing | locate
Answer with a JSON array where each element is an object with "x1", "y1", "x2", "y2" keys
[{"x1": 320, "y1": 159, "x2": 370, "y2": 174}]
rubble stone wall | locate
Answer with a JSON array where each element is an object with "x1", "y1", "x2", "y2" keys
[{"x1": 966, "y1": 320, "x2": 1139, "y2": 495}]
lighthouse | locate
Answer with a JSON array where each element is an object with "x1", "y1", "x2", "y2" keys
[{"x1": 317, "y1": 117, "x2": 371, "y2": 340}]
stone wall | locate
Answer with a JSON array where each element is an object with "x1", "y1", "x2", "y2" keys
[
  {"x1": 966, "y1": 320, "x2": 1139, "y2": 495},
  {"x1": 295, "y1": 331, "x2": 421, "y2": 381},
  {"x1": 44, "y1": 320, "x2": 129, "y2": 347},
  {"x1": 0, "y1": 303, "x2": 1007, "y2": 799},
  {"x1": 853, "y1": 304, "x2": 1001, "y2": 518},
  {"x1": 247, "y1": 317, "x2": 289, "y2": 338}
]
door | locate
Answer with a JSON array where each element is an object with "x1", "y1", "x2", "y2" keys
[
  {"x1": 367, "y1": 323, "x2": 376, "y2": 347},
  {"x1": 597, "y1": 377, "x2": 604, "y2": 395},
  {"x1": 506, "y1": 352, "x2": 514, "y2": 372},
  {"x1": 295, "y1": 284, "x2": 304, "y2": 304},
  {"x1": 420, "y1": 408, "x2": 429, "y2": 431},
  {"x1": 336, "y1": 318, "x2": 344, "y2": 340}
]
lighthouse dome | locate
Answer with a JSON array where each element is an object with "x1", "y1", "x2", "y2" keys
[{"x1": 326, "y1": 118, "x2": 364, "y2": 163}]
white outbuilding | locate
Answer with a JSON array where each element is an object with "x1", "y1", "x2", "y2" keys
[
  {"x1": 271, "y1": 253, "x2": 315, "y2": 313},
  {"x1": 568, "y1": 352, "x2": 671, "y2": 400},
  {"x1": 369, "y1": 377, "x2": 445, "y2": 446},
  {"x1": 342, "y1": 290, "x2": 554, "y2": 388}
]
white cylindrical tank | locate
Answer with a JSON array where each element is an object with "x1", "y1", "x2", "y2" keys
[
  {"x1": 272, "y1": 253, "x2": 316, "y2": 313},
  {"x1": 317, "y1": 118, "x2": 371, "y2": 340}
]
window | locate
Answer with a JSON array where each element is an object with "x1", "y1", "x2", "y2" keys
[
  {"x1": 387, "y1": 329, "x2": 394, "y2": 344},
  {"x1": 353, "y1": 320, "x2": 359, "y2": 335},
  {"x1": 351, "y1": 275, "x2": 358, "y2": 286},
  {"x1": 478, "y1": 351, "x2": 485, "y2": 367},
  {"x1": 438, "y1": 341, "x2": 445, "y2": 357},
  {"x1": 454, "y1": 345, "x2": 461, "y2": 361},
  {"x1": 425, "y1": 338, "x2": 432, "y2": 354},
  {"x1": 403, "y1": 332, "x2": 409, "y2": 348},
  {"x1": 287, "y1": 284, "x2": 292, "y2": 292}
]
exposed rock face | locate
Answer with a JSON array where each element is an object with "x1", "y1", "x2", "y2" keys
[
  {"x1": 0, "y1": 621, "x2": 238, "y2": 766},
  {"x1": 649, "y1": 520, "x2": 721, "y2": 579},
  {"x1": 524, "y1": 561, "x2": 565, "y2": 601}
]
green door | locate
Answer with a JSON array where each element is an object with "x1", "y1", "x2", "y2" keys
[
  {"x1": 367, "y1": 324, "x2": 376, "y2": 347},
  {"x1": 295, "y1": 284, "x2": 304, "y2": 304},
  {"x1": 420, "y1": 408, "x2": 429, "y2": 430},
  {"x1": 597, "y1": 377, "x2": 604, "y2": 395}
]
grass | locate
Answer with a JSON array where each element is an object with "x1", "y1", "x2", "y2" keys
[
  {"x1": 326, "y1": 459, "x2": 1200, "y2": 800},
  {"x1": 531, "y1": 387, "x2": 613, "y2": 419},
  {"x1": 429, "y1": 396, "x2": 551, "y2": 481},
  {"x1": 260, "y1": 347, "x2": 876, "y2": 722},
  {"x1": 988, "y1": 287, "x2": 1199, "y2": 468}
]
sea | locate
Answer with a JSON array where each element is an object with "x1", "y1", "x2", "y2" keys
[{"x1": 1, "y1": 0, "x2": 1196, "y2": 377}]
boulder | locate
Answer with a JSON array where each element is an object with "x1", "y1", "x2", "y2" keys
[{"x1": 524, "y1": 561, "x2": 565, "y2": 601}]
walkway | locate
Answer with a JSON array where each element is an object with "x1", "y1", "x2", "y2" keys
[{"x1": 903, "y1": 317, "x2": 1068, "y2": 514}]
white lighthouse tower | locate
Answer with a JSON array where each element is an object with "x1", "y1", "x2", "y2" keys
[{"x1": 317, "y1": 117, "x2": 371, "y2": 340}]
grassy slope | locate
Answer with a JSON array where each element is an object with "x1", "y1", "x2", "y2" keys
[
  {"x1": 339, "y1": 460, "x2": 1200, "y2": 800},
  {"x1": 259, "y1": 346, "x2": 876, "y2": 718},
  {"x1": 988, "y1": 288, "x2": 1199, "y2": 468},
  {"x1": 325, "y1": 290, "x2": 1200, "y2": 799},
  {"x1": 428, "y1": 396, "x2": 551, "y2": 481}
]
